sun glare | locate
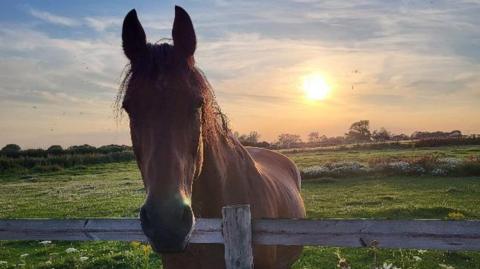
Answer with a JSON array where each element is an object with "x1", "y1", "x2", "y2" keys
[{"x1": 303, "y1": 74, "x2": 331, "y2": 101}]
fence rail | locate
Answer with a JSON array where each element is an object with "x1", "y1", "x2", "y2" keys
[
  {"x1": 1, "y1": 205, "x2": 480, "y2": 269},
  {"x1": 1, "y1": 217, "x2": 479, "y2": 250}
]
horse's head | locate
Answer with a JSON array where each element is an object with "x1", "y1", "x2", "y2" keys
[{"x1": 120, "y1": 6, "x2": 204, "y2": 253}]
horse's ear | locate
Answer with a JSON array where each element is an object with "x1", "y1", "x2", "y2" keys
[
  {"x1": 122, "y1": 9, "x2": 147, "y2": 61},
  {"x1": 172, "y1": 6, "x2": 196, "y2": 58}
]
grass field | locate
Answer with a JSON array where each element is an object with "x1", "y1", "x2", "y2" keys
[
  {"x1": 287, "y1": 144, "x2": 480, "y2": 169},
  {"x1": 1, "y1": 145, "x2": 480, "y2": 268}
]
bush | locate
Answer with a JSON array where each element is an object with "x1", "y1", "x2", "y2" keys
[
  {"x1": 1, "y1": 144, "x2": 21, "y2": 158},
  {"x1": 67, "y1": 144, "x2": 97, "y2": 154},
  {"x1": 47, "y1": 145, "x2": 64, "y2": 155},
  {"x1": 21, "y1": 148, "x2": 47, "y2": 158},
  {"x1": 456, "y1": 157, "x2": 480, "y2": 176},
  {"x1": 301, "y1": 155, "x2": 480, "y2": 179},
  {"x1": 301, "y1": 161, "x2": 369, "y2": 179},
  {"x1": 0, "y1": 150, "x2": 135, "y2": 173},
  {"x1": 97, "y1": 144, "x2": 130, "y2": 154},
  {"x1": 414, "y1": 137, "x2": 480, "y2": 147}
]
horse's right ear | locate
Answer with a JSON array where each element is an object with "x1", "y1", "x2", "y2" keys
[{"x1": 122, "y1": 9, "x2": 147, "y2": 61}]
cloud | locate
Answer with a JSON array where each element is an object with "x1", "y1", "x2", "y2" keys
[
  {"x1": 1, "y1": 1, "x2": 479, "y2": 146},
  {"x1": 29, "y1": 8, "x2": 79, "y2": 27},
  {"x1": 84, "y1": 17, "x2": 121, "y2": 32}
]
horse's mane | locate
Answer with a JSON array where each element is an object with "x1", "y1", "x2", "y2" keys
[{"x1": 115, "y1": 42, "x2": 232, "y2": 145}]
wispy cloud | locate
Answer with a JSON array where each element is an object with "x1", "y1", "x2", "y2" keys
[
  {"x1": 29, "y1": 8, "x2": 79, "y2": 27},
  {"x1": 0, "y1": 1, "x2": 479, "y2": 146},
  {"x1": 84, "y1": 17, "x2": 120, "y2": 32}
]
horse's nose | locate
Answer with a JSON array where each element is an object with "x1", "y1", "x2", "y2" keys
[{"x1": 140, "y1": 203, "x2": 194, "y2": 253}]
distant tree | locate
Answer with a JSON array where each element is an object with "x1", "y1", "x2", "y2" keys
[
  {"x1": 307, "y1": 131, "x2": 327, "y2": 144},
  {"x1": 345, "y1": 120, "x2": 371, "y2": 142},
  {"x1": 1, "y1": 144, "x2": 21, "y2": 157},
  {"x1": 276, "y1": 133, "x2": 302, "y2": 148},
  {"x1": 67, "y1": 144, "x2": 96, "y2": 154},
  {"x1": 411, "y1": 130, "x2": 463, "y2": 140},
  {"x1": 372, "y1": 127, "x2": 391, "y2": 142},
  {"x1": 391, "y1": 134, "x2": 409, "y2": 141},
  {"x1": 47, "y1": 145, "x2": 64, "y2": 155},
  {"x1": 22, "y1": 148, "x2": 47, "y2": 158},
  {"x1": 324, "y1": 136, "x2": 346, "y2": 146},
  {"x1": 235, "y1": 131, "x2": 261, "y2": 146},
  {"x1": 448, "y1": 130, "x2": 462, "y2": 138},
  {"x1": 244, "y1": 131, "x2": 260, "y2": 144},
  {"x1": 98, "y1": 144, "x2": 129, "y2": 154},
  {"x1": 308, "y1": 132, "x2": 319, "y2": 143}
]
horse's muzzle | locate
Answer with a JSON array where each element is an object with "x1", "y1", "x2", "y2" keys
[{"x1": 140, "y1": 204, "x2": 194, "y2": 253}]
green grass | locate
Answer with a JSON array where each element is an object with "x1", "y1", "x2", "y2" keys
[
  {"x1": 1, "y1": 146, "x2": 480, "y2": 268},
  {"x1": 288, "y1": 145, "x2": 480, "y2": 168}
]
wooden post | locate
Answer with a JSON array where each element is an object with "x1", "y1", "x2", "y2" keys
[{"x1": 222, "y1": 205, "x2": 254, "y2": 269}]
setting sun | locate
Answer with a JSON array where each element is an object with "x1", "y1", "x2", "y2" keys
[{"x1": 302, "y1": 74, "x2": 331, "y2": 101}]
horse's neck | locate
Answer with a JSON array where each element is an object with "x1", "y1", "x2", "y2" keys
[{"x1": 192, "y1": 134, "x2": 259, "y2": 217}]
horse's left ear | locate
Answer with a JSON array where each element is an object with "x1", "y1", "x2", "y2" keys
[{"x1": 172, "y1": 6, "x2": 196, "y2": 59}]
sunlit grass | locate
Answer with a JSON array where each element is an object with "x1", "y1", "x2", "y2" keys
[{"x1": 1, "y1": 147, "x2": 480, "y2": 268}]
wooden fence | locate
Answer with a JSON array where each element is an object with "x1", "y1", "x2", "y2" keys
[{"x1": 1, "y1": 205, "x2": 480, "y2": 269}]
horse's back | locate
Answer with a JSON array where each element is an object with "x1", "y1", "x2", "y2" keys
[
  {"x1": 246, "y1": 147, "x2": 305, "y2": 269},
  {"x1": 246, "y1": 147, "x2": 302, "y2": 192}
]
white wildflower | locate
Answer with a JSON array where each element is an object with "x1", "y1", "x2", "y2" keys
[
  {"x1": 79, "y1": 256, "x2": 89, "y2": 262},
  {"x1": 302, "y1": 165, "x2": 330, "y2": 178},
  {"x1": 45, "y1": 261, "x2": 52, "y2": 265},
  {"x1": 439, "y1": 158, "x2": 461, "y2": 167},
  {"x1": 418, "y1": 249, "x2": 427, "y2": 254},
  {"x1": 432, "y1": 168, "x2": 447, "y2": 176},
  {"x1": 0, "y1": 261, "x2": 7, "y2": 265},
  {"x1": 439, "y1": 264, "x2": 455, "y2": 269},
  {"x1": 388, "y1": 161, "x2": 410, "y2": 171},
  {"x1": 337, "y1": 257, "x2": 351, "y2": 269},
  {"x1": 65, "y1": 247, "x2": 78, "y2": 253},
  {"x1": 39, "y1": 240, "x2": 52, "y2": 245},
  {"x1": 413, "y1": 255, "x2": 422, "y2": 261},
  {"x1": 375, "y1": 263, "x2": 402, "y2": 269},
  {"x1": 20, "y1": 253, "x2": 29, "y2": 258}
]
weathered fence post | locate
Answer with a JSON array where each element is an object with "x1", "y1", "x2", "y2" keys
[{"x1": 222, "y1": 205, "x2": 254, "y2": 269}]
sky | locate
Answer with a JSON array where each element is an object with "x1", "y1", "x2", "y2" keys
[{"x1": 0, "y1": 0, "x2": 479, "y2": 148}]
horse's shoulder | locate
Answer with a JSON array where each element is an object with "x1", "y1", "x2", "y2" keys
[{"x1": 246, "y1": 147, "x2": 301, "y2": 189}]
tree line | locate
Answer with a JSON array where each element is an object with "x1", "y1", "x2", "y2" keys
[
  {"x1": 235, "y1": 120, "x2": 477, "y2": 149},
  {"x1": 1, "y1": 120, "x2": 478, "y2": 154},
  {"x1": 0, "y1": 144, "x2": 131, "y2": 158}
]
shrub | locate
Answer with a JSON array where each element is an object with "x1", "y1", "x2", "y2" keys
[
  {"x1": 301, "y1": 155, "x2": 480, "y2": 178},
  {"x1": 47, "y1": 145, "x2": 64, "y2": 155},
  {"x1": 456, "y1": 157, "x2": 480, "y2": 176},
  {"x1": 21, "y1": 148, "x2": 47, "y2": 158},
  {"x1": 0, "y1": 150, "x2": 135, "y2": 173},
  {"x1": 67, "y1": 144, "x2": 97, "y2": 154},
  {"x1": 1, "y1": 144, "x2": 21, "y2": 158},
  {"x1": 414, "y1": 137, "x2": 480, "y2": 147},
  {"x1": 97, "y1": 144, "x2": 130, "y2": 154},
  {"x1": 371, "y1": 160, "x2": 426, "y2": 176},
  {"x1": 301, "y1": 161, "x2": 369, "y2": 179}
]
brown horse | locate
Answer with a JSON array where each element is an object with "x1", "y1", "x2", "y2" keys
[{"x1": 119, "y1": 6, "x2": 305, "y2": 269}]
